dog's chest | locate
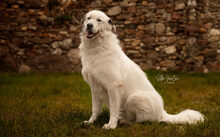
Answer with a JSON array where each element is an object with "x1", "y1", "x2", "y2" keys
[
  {"x1": 81, "y1": 53, "x2": 102, "y2": 82},
  {"x1": 80, "y1": 47, "x2": 120, "y2": 85}
]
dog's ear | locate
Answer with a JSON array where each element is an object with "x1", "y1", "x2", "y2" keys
[
  {"x1": 108, "y1": 19, "x2": 113, "y2": 25},
  {"x1": 108, "y1": 19, "x2": 116, "y2": 33}
]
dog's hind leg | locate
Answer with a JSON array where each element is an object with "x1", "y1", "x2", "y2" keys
[
  {"x1": 125, "y1": 91, "x2": 164, "y2": 123},
  {"x1": 118, "y1": 110, "x2": 132, "y2": 125}
]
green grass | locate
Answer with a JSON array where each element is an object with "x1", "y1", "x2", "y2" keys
[{"x1": 0, "y1": 71, "x2": 219, "y2": 137}]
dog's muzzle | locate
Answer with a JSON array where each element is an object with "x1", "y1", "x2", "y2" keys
[{"x1": 86, "y1": 23, "x2": 99, "y2": 39}]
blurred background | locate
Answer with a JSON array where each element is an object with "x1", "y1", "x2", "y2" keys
[
  {"x1": 0, "y1": 0, "x2": 219, "y2": 73},
  {"x1": 1, "y1": 1, "x2": 220, "y2": 136}
]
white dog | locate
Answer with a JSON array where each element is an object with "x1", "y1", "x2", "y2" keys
[{"x1": 79, "y1": 10, "x2": 204, "y2": 130}]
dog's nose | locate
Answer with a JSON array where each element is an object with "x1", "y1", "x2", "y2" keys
[{"x1": 87, "y1": 23, "x2": 93, "y2": 30}]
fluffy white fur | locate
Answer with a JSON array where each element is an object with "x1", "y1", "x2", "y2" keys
[{"x1": 79, "y1": 10, "x2": 205, "y2": 130}]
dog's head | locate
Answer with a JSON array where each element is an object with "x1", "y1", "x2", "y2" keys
[{"x1": 81, "y1": 10, "x2": 116, "y2": 39}]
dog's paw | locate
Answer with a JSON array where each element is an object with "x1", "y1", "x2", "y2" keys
[
  {"x1": 83, "y1": 120, "x2": 93, "y2": 125},
  {"x1": 119, "y1": 119, "x2": 131, "y2": 125},
  {"x1": 102, "y1": 123, "x2": 117, "y2": 130}
]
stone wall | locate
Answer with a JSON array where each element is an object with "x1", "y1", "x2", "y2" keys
[{"x1": 0, "y1": 0, "x2": 220, "y2": 73}]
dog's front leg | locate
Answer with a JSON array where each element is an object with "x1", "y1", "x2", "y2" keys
[
  {"x1": 84, "y1": 81, "x2": 103, "y2": 125},
  {"x1": 103, "y1": 87, "x2": 121, "y2": 130},
  {"x1": 84, "y1": 92, "x2": 102, "y2": 125}
]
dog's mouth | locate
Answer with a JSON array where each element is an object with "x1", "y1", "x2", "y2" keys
[{"x1": 86, "y1": 31, "x2": 99, "y2": 39}]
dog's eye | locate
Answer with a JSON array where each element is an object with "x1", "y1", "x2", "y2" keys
[
  {"x1": 87, "y1": 17, "x2": 91, "y2": 20},
  {"x1": 97, "y1": 18, "x2": 102, "y2": 22}
]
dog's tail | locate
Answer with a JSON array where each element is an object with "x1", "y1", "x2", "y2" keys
[{"x1": 160, "y1": 109, "x2": 205, "y2": 124}]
